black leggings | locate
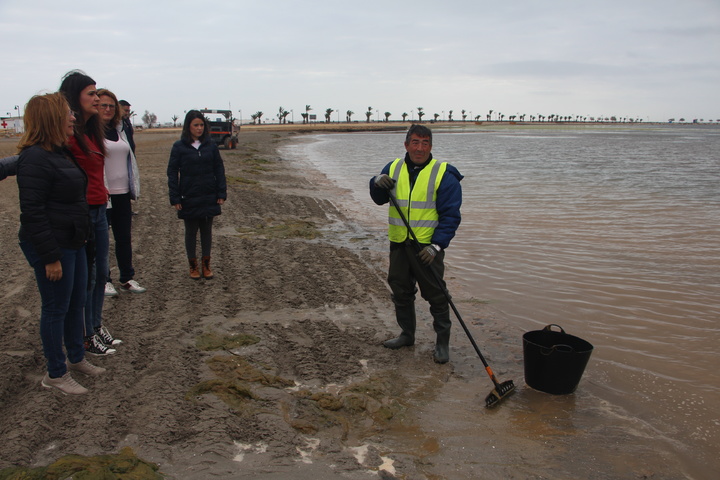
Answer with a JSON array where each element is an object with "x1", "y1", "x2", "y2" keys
[{"x1": 183, "y1": 217, "x2": 213, "y2": 259}]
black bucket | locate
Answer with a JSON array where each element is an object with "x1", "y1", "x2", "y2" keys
[{"x1": 523, "y1": 324, "x2": 594, "y2": 395}]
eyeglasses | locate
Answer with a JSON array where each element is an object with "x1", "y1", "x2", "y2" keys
[{"x1": 99, "y1": 104, "x2": 116, "y2": 110}]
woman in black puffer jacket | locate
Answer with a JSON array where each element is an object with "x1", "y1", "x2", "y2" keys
[
  {"x1": 167, "y1": 110, "x2": 227, "y2": 280},
  {"x1": 17, "y1": 92, "x2": 105, "y2": 395}
]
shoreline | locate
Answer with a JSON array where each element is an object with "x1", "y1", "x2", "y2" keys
[{"x1": 0, "y1": 129, "x2": 695, "y2": 479}]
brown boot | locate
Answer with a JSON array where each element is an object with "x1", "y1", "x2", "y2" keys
[
  {"x1": 202, "y1": 256, "x2": 213, "y2": 279},
  {"x1": 189, "y1": 258, "x2": 201, "y2": 280}
]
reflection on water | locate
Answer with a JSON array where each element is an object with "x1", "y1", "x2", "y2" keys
[{"x1": 280, "y1": 124, "x2": 720, "y2": 479}]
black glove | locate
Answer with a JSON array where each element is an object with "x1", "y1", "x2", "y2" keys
[
  {"x1": 374, "y1": 174, "x2": 395, "y2": 190},
  {"x1": 418, "y1": 245, "x2": 441, "y2": 265}
]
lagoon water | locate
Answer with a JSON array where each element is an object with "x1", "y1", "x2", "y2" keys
[{"x1": 280, "y1": 124, "x2": 719, "y2": 478}]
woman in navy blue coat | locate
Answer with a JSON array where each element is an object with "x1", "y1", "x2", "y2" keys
[{"x1": 167, "y1": 110, "x2": 227, "y2": 279}]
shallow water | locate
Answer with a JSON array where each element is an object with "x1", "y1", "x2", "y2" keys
[{"x1": 279, "y1": 124, "x2": 720, "y2": 479}]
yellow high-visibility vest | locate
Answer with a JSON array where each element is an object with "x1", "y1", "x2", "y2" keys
[{"x1": 388, "y1": 157, "x2": 448, "y2": 243}]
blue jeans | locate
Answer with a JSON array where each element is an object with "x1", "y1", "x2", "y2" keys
[
  {"x1": 85, "y1": 205, "x2": 109, "y2": 335},
  {"x1": 21, "y1": 241, "x2": 87, "y2": 378}
]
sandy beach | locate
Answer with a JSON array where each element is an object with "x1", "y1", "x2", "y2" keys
[{"x1": 0, "y1": 124, "x2": 687, "y2": 479}]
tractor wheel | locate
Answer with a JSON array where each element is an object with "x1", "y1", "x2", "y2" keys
[{"x1": 223, "y1": 137, "x2": 231, "y2": 149}]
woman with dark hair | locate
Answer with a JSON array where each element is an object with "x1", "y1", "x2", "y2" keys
[
  {"x1": 167, "y1": 110, "x2": 227, "y2": 279},
  {"x1": 97, "y1": 88, "x2": 144, "y2": 298},
  {"x1": 59, "y1": 70, "x2": 117, "y2": 355},
  {"x1": 17, "y1": 92, "x2": 105, "y2": 395}
]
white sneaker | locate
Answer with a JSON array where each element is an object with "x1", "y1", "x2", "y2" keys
[
  {"x1": 42, "y1": 372, "x2": 88, "y2": 395},
  {"x1": 68, "y1": 358, "x2": 107, "y2": 376},
  {"x1": 120, "y1": 280, "x2": 147, "y2": 293},
  {"x1": 105, "y1": 282, "x2": 119, "y2": 297}
]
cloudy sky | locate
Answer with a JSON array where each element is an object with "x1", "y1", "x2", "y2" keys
[{"x1": 1, "y1": 0, "x2": 718, "y2": 124}]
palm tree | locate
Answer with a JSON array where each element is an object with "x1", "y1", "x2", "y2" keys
[
  {"x1": 433, "y1": 113, "x2": 440, "y2": 122},
  {"x1": 304, "y1": 105, "x2": 312, "y2": 124},
  {"x1": 171, "y1": 115, "x2": 179, "y2": 127},
  {"x1": 384, "y1": 112, "x2": 391, "y2": 122},
  {"x1": 417, "y1": 107, "x2": 425, "y2": 122},
  {"x1": 487, "y1": 109, "x2": 493, "y2": 121},
  {"x1": 402, "y1": 112, "x2": 408, "y2": 122},
  {"x1": 301, "y1": 113, "x2": 308, "y2": 123},
  {"x1": 278, "y1": 106, "x2": 290, "y2": 124},
  {"x1": 448, "y1": 110, "x2": 453, "y2": 122},
  {"x1": 325, "y1": 108, "x2": 334, "y2": 123},
  {"x1": 365, "y1": 106, "x2": 373, "y2": 123},
  {"x1": 255, "y1": 111, "x2": 263, "y2": 124},
  {"x1": 346, "y1": 110, "x2": 354, "y2": 122},
  {"x1": 461, "y1": 109, "x2": 466, "y2": 122}
]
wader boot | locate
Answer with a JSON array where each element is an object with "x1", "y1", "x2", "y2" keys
[
  {"x1": 383, "y1": 304, "x2": 416, "y2": 349},
  {"x1": 432, "y1": 306, "x2": 452, "y2": 364}
]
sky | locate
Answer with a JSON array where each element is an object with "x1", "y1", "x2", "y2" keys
[{"x1": 1, "y1": 0, "x2": 719, "y2": 124}]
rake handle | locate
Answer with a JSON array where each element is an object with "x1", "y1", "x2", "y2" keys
[{"x1": 387, "y1": 192, "x2": 501, "y2": 387}]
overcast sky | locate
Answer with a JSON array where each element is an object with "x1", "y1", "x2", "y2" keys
[{"x1": 1, "y1": 0, "x2": 718, "y2": 124}]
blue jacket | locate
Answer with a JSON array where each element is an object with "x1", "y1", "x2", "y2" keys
[
  {"x1": 370, "y1": 153, "x2": 463, "y2": 249},
  {"x1": 167, "y1": 137, "x2": 227, "y2": 220}
]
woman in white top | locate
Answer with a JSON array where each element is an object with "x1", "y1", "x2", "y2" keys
[{"x1": 97, "y1": 88, "x2": 144, "y2": 297}]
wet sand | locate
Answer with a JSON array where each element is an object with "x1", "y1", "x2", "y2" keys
[{"x1": 0, "y1": 125, "x2": 692, "y2": 479}]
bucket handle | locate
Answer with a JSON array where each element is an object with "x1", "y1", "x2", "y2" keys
[
  {"x1": 540, "y1": 343, "x2": 575, "y2": 355},
  {"x1": 543, "y1": 324, "x2": 566, "y2": 334}
]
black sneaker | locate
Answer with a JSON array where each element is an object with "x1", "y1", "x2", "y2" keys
[
  {"x1": 84, "y1": 334, "x2": 117, "y2": 356},
  {"x1": 95, "y1": 325, "x2": 122, "y2": 346}
]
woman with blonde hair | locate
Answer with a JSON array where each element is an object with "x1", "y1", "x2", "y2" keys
[{"x1": 17, "y1": 92, "x2": 105, "y2": 395}]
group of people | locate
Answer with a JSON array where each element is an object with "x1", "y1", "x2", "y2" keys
[
  {"x1": 8, "y1": 77, "x2": 461, "y2": 397},
  {"x1": 9, "y1": 70, "x2": 146, "y2": 395},
  {"x1": 6, "y1": 70, "x2": 229, "y2": 396}
]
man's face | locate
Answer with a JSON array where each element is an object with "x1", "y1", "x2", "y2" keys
[
  {"x1": 404, "y1": 133, "x2": 432, "y2": 165},
  {"x1": 122, "y1": 105, "x2": 131, "y2": 119}
]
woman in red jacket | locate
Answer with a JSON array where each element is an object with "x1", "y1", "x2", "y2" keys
[{"x1": 60, "y1": 70, "x2": 118, "y2": 356}]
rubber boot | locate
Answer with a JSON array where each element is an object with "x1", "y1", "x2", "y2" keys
[
  {"x1": 383, "y1": 303, "x2": 416, "y2": 349},
  {"x1": 202, "y1": 256, "x2": 213, "y2": 279},
  {"x1": 189, "y1": 258, "x2": 201, "y2": 280},
  {"x1": 432, "y1": 306, "x2": 451, "y2": 364}
]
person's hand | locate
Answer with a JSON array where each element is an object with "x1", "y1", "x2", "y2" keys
[
  {"x1": 374, "y1": 174, "x2": 395, "y2": 190},
  {"x1": 174, "y1": 204, "x2": 182, "y2": 211},
  {"x1": 217, "y1": 198, "x2": 225, "y2": 205},
  {"x1": 45, "y1": 260, "x2": 62, "y2": 282},
  {"x1": 418, "y1": 245, "x2": 440, "y2": 265}
]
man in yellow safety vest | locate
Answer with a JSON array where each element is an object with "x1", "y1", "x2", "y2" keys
[{"x1": 370, "y1": 124, "x2": 463, "y2": 363}]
